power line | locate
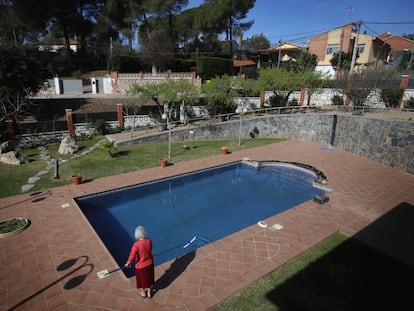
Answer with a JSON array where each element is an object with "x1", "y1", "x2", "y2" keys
[
  {"x1": 363, "y1": 21, "x2": 414, "y2": 25},
  {"x1": 361, "y1": 23, "x2": 382, "y2": 36},
  {"x1": 266, "y1": 27, "x2": 335, "y2": 40},
  {"x1": 266, "y1": 19, "x2": 414, "y2": 46}
]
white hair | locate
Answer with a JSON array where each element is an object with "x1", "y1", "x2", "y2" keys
[{"x1": 134, "y1": 226, "x2": 147, "y2": 239}]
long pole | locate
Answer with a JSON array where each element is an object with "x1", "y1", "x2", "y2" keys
[
  {"x1": 167, "y1": 108, "x2": 171, "y2": 159},
  {"x1": 350, "y1": 20, "x2": 361, "y2": 73},
  {"x1": 277, "y1": 40, "x2": 282, "y2": 68},
  {"x1": 238, "y1": 112, "x2": 242, "y2": 145}
]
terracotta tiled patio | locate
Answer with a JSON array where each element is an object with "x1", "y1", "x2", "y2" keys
[{"x1": 1, "y1": 140, "x2": 413, "y2": 311}]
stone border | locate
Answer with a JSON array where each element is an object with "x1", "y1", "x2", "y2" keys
[{"x1": 0, "y1": 217, "x2": 30, "y2": 238}]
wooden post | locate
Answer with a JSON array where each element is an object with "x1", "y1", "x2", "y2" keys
[
  {"x1": 117, "y1": 103, "x2": 124, "y2": 129},
  {"x1": 398, "y1": 75, "x2": 410, "y2": 108},
  {"x1": 260, "y1": 90, "x2": 265, "y2": 108},
  {"x1": 6, "y1": 120, "x2": 16, "y2": 148},
  {"x1": 299, "y1": 88, "x2": 305, "y2": 106},
  {"x1": 65, "y1": 109, "x2": 75, "y2": 136}
]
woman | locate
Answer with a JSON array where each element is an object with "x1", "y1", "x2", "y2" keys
[{"x1": 125, "y1": 226, "x2": 155, "y2": 298}]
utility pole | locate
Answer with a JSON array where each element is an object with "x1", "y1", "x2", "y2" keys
[
  {"x1": 336, "y1": 30, "x2": 344, "y2": 78},
  {"x1": 110, "y1": 37, "x2": 113, "y2": 58},
  {"x1": 277, "y1": 40, "x2": 282, "y2": 68},
  {"x1": 349, "y1": 20, "x2": 361, "y2": 74}
]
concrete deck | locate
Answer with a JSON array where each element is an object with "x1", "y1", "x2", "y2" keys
[{"x1": 1, "y1": 140, "x2": 413, "y2": 311}]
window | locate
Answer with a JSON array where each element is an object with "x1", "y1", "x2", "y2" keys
[
  {"x1": 326, "y1": 44, "x2": 339, "y2": 54},
  {"x1": 356, "y1": 44, "x2": 365, "y2": 55}
]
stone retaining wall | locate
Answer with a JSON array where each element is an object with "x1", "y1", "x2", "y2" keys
[{"x1": 115, "y1": 114, "x2": 414, "y2": 175}]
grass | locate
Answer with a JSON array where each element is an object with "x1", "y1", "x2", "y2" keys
[
  {"x1": 0, "y1": 137, "x2": 284, "y2": 198},
  {"x1": 213, "y1": 232, "x2": 414, "y2": 311}
]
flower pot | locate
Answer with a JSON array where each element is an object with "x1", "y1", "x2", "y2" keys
[
  {"x1": 221, "y1": 149, "x2": 228, "y2": 155},
  {"x1": 71, "y1": 174, "x2": 82, "y2": 185},
  {"x1": 160, "y1": 158, "x2": 168, "y2": 167}
]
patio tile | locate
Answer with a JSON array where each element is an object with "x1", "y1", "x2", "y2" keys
[{"x1": 1, "y1": 140, "x2": 413, "y2": 310}]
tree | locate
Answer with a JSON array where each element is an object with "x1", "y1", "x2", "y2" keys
[
  {"x1": 403, "y1": 34, "x2": 414, "y2": 41},
  {"x1": 296, "y1": 52, "x2": 318, "y2": 72},
  {"x1": 0, "y1": 0, "x2": 23, "y2": 46},
  {"x1": 139, "y1": 28, "x2": 175, "y2": 72},
  {"x1": 334, "y1": 70, "x2": 380, "y2": 106},
  {"x1": 233, "y1": 20, "x2": 254, "y2": 51},
  {"x1": 202, "y1": 74, "x2": 251, "y2": 116},
  {"x1": 243, "y1": 33, "x2": 270, "y2": 51},
  {"x1": 98, "y1": 0, "x2": 145, "y2": 52},
  {"x1": 127, "y1": 79, "x2": 199, "y2": 124},
  {"x1": 198, "y1": 0, "x2": 255, "y2": 56},
  {"x1": 0, "y1": 47, "x2": 45, "y2": 123},
  {"x1": 330, "y1": 52, "x2": 353, "y2": 72},
  {"x1": 7, "y1": 0, "x2": 51, "y2": 45},
  {"x1": 143, "y1": 0, "x2": 189, "y2": 36},
  {"x1": 301, "y1": 70, "x2": 328, "y2": 105},
  {"x1": 256, "y1": 68, "x2": 303, "y2": 106},
  {"x1": 282, "y1": 52, "x2": 318, "y2": 73}
]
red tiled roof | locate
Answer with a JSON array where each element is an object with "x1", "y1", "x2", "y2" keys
[
  {"x1": 377, "y1": 33, "x2": 414, "y2": 51},
  {"x1": 233, "y1": 59, "x2": 256, "y2": 67}
]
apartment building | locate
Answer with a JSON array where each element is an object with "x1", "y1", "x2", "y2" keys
[
  {"x1": 377, "y1": 32, "x2": 414, "y2": 68},
  {"x1": 308, "y1": 23, "x2": 390, "y2": 77}
]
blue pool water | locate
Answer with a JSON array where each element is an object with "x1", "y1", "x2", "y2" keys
[{"x1": 76, "y1": 161, "x2": 326, "y2": 275}]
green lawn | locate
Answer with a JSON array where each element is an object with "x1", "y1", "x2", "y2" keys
[
  {"x1": 0, "y1": 137, "x2": 284, "y2": 198},
  {"x1": 213, "y1": 232, "x2": 414, "y2": 311}
]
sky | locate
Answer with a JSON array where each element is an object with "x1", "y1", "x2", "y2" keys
[{"x1": 187, "y1": 0, "x2": 414, "y2": 46}]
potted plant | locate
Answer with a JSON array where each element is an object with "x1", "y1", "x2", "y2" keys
[
  {"x1": 221, "y1": 146, "x2": 229, "y2": 155},
  {"x1": 71, "y1": 173, "x2": 83, "y2": 185},
  {"x1": 0, "y1": 217, "x2": 30, "y2": 238},
  {"x1": 159, "y1": 158, "x2": 168, "y2": 167}
]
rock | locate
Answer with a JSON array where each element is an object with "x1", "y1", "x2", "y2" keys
[
  {"x1": 58, "y1": 135, "x2": 79, "y2": 155},
  {"x1": 0, "y1": 141, "x2": 15, "y2": 154},
  {"x1": 36, "y1": 170, "x2": 50, "y2": 176},
  {"x1": 28, "y1": 176, "x2": 40, "y2": 184},
  {"x1": 21, "y1": 184, "x2": 35, "y2": 192},
  {"x1": 0, "y1": 151, "x2": 29, "y2": 165}
]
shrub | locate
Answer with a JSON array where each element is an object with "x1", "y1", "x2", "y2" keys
[
  {"x1": 268, "y1": 94, "x2": 285, "y2": 107},
  {"x1": 348, "y1": 89, "x2": 371, "y2": 106},
  {"x1": 288, "y1": 98, "x2": 299, "y2": 106},
  {"x1": 381, "y1": 87, "x2": 404, "y2": 108},
  {"x1": 98, "y1": 140, "x2": 118, "y2": 157},
  {"x1": 403, "y1": 96, "x2": 414, "y2": 109},
  {"x1": 197, "y1": 57, "x2": 233, "y2": 80},
  {"x1": 331, "y1": 95, "x2": 344, "y2": 105},
  {"x1": 90, "y1": 119, "x2": 110, "y2": 135}
]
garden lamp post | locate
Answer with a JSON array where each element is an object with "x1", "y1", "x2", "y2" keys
[
  {"x1": 235, "y1": 103, "x2": 247, "y2": 145},
  {"x1": 161, "y1": 106, "x2": 171, "y2": 159},
  {"x1": 278, "y1": 40, "x2": 282, "y2": 68}
]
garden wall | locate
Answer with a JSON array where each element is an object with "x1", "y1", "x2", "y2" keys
[{"x1": 115, "y1": 114, "x2": 414, "y2": 175}]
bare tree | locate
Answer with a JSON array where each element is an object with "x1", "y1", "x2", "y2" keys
[
  {"x1": 334, "y1": 70, "x2": 402, "y2": 106},
  {"x1": 0, "y1": 88, "x2": 34, "y2": 123}
]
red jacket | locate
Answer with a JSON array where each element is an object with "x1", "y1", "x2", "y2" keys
[{"x1": 127, "y1": 238, "x2": 154, "y2": 269}]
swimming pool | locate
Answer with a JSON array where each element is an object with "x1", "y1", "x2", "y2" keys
[{"x1": 76, "y1": 161, "x2": 327, "y2": 276}]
